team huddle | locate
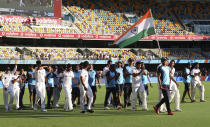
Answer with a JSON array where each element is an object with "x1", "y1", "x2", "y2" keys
[{"x1": 1, "y1": 58, "x2": 205, "y2": 115}]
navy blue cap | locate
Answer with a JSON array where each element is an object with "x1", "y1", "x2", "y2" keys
[{"x1": 161, "y1": 57, "x2": 168, "y2": 62}]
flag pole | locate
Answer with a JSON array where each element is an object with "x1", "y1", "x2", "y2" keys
[{"x1": 149, "y1": 9, "x2": 162, "y2": 57}]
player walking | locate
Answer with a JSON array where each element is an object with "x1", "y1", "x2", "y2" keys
[
  {"x1": 27, "y1": 65, "x2": 36, "y2": 109},
  {"x1": 191, "y1": 63, "x2": 205, "y2": 102},
  {"x1": 88, "y1": 64, "x2": 101, "y2": 107},
  {"x1": 80, "y1": 61, "x2": 94, "y2": 113},
  {"x1": 2, "y1": 64, "x2": 17, "y2": 111},
  {"x1": 181, "y1": 63, "x2": 193, "y2": 103},
  {"x1": 34, "y1": 60, "x2": 48, "y2": 112},
  {"x1": 60, "y1": 64, "x2": 79, "y2": 111},
  {"x1": 154, "y1": 57, "x2": 179, "y2": 115},
  {"x1": 169, "y1": 60, "x2": 182, "y2": 112}
]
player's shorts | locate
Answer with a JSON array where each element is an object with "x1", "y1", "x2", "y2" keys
[
  {"x1": 28, "y1": 85, "x2": 36, "y2": 94},
  {"x1": 116, "y1": 84, "x2": 123, "y2": 93},
  {"x1": 72, "y1": 87, "x2": 80, "y2": 97},
  {"x1": 184, "y1": 83, "x2": 190, "y2": 91},
  {"x1": 91, "y1": 86, "x2": 97, "y2": 93}
]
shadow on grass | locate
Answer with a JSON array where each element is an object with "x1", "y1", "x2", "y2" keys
[{"x1": 0, "y1": 104, "x2": 156, "y2": 119}]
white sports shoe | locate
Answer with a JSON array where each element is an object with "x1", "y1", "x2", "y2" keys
[
  {"x1": 104, "y1": 107, "x2": 110, "y2": 110},
  {"x1": 175, "y1": 109, "x2": 182, "y2": 112},
  {"x1": 41, "y1": 109, "x2": 47, "y2": 112},
  {"x1": 30, "y1": 104, "x2": 34, "y2": 109}
]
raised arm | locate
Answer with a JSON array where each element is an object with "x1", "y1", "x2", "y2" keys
[{"x1": 11, "y1": 64, "x2": 17, "y2": 75}]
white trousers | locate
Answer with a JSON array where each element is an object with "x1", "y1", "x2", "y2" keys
[
  {"x1": 64, "y1": 87, "x2": 73, "y2": 110},
  {"x1": 35, "y1": 83, "x2": 46, "y2": 109},
  {"x1": 158, "y1": 85, "x2": 167, "y2": 112},
  {"x1": 3, "y1": 88, "x2": 14, "y2": 110},
  {"x1": 131, "y1": 87, "x2": 147, "y2": 110},
  {"x1": 170, "y1": 82, "x2": 181, "y2": 110},
  {"x1": 80, "y1": 86, "x2": 93, "y2": 111},
  {"x1": 191, "y1": 81, "x2": 205, "y2": 101},
  {"x1": 13, "y1": 87, "x2": 20, "y2": 109}
]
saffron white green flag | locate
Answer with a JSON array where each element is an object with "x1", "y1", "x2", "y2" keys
[{"x1": 113, "y1": 10, "x2": 155, "y2": 48}]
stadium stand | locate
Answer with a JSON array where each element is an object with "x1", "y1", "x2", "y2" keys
[
  {"x1": 0, "y1": 0, "x2": 208, "y2": 36},
  {"x1": 0, "y1": 46, "x2": 206, "y2": 60}
]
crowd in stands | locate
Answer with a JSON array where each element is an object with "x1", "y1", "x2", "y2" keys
[
  {"x1": 159, "y1": 49, "x2": 205, "y2": 60},
  {"x1": 0, "y1": 47, "x2": 207, "y2": 61}
]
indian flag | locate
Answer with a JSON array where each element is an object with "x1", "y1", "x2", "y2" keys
[{"x1": 113, "y1": 10, "x2": 155, "y2": 48}]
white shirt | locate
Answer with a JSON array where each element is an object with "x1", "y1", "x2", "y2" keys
[
  {"x1": 170, "y1": 68, "x2": 176, "y2": 85},
  {"x1": 191, "y1": 68, "x2": 201, "y2": 82},
  {"x1": 1, "y1": 65, "x2": 17, "y2": 89},
  {"x1": 35, "y1": 67, "x2": 46, "y2": 83},
  {"x1": 132, "y1": 68, "x2": 142, "y2": 88},
  {"x1": 62, "y1": 70, "x2": 74, "y2": 88},
  {"x1": 11, "y1": 75, "x2": 20, "y2": 89},
  {"x1": 80, "y1": 69, "x2": 89, "y2": 88}
]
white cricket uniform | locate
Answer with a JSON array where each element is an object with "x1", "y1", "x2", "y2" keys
[
  {"x1": 34, "y1": 68, "x2": 46, "y2": 110},
  {"x1": 169, "y1": 68, "x2": 181, "y2": 110},
  {"x1": 156, "y1": 64, "x2": 167, "y2": 112},
  {"x1": 191, "y1": 68, "x2": 205, "y2": 101},
  {"x1": 102, "y1": 66, "x2": 112, "y2": 104},
  {"x1": 11, "y1": 75, "x2": 20, "y2": 109},
  {"x1": 131, "y1": 68, "x2": 146, "y2": 110},
  {"x1": 1, "y1": 65, "x2": 17, "y2": 110},
  {"x1": 80, "y1": 69, "x2": 93, "y2": 111},
  {"x1": 62, "y1": 70, "x2": 74, "y2": 110}
]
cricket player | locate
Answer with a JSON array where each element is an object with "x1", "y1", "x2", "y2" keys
[
  {"x1": 72, "y1": 65, "x2": 81, "y2": 107},
  {"x1": 80, "y1": 61, "x2": 94, "y2": 113},
  {"x1": 115, "y1": 61, "x2": 124, "y2": 109},
  {"x1": 2, "y1": 64, "x2": 17, "y2": 111},
  {"x1": 191, "y1": 63, "x2": 205, "y2": 102},
  {"x1": 88, "y1": 64, "x2": 101, "y2": 107},
  {"x1": 140, "y1": 62, "x2": 153, "y2": 110},
  {"x1": 181, "y1": 63, "x2": 193, "y2": 103},
  {"x1": 46, "y1": 66, "x2": 56, "y2": 109},
  {"x1": 131, "y1": 62, "x2": 143, "y2": 111},
  {"x1": 27, "y1": 65, "x2": 36, "y2": 109},
  {"x1": 60, "y1": 64, "x2": 79, "y2": 111},
  {"x1": 34, "y1": 60, "x2": 48, "y2": 112},
  {"x1": 19, "y1": 68, "x2": 26, "y2": 110},
  {"x1": 11, "y1": 71, "x2": 22, "y2": 110},
  {"x1": 154, "y1": 57, "x2": 179, "y2": 115},
  {"x1": 104, "y1": 64, "x2": 117, "y2": 110},
  {"x1": 124, "y1": 58, "x2": 135, "y2": 108},
  {"x1": 52, "y1": 66, "x2": 61, "y2": 108},
  {"x1": 102, "y1": 60, "x2": 112, "y2": 105},
  {"x1": 169, "y1": 60, "x2": 182, "y2": 112},
  {"x1": 156, "y1": 61, "x2": 167, "y2": 113}
]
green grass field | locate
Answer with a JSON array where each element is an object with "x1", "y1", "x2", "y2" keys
[{"x1": 0, "y1": 82, "x2": 209, "y2": 127}]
